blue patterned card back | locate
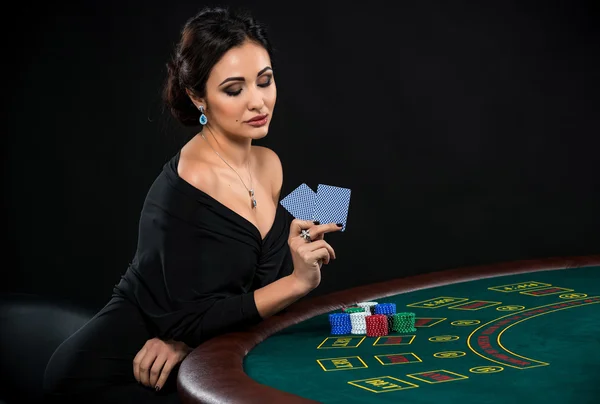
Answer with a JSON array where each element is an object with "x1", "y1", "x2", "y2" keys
[
  {"x1": 311, "y1": 184, "x2": 351, "y2": 231},
  {"x1": 279, "y1": 183, "x2": 317, "y2": 220}
]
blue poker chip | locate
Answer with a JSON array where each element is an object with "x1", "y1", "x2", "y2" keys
[
  {"x1": 374, "y1": 303, "x2": 396, "y2": 315},
  {"x1": 331, "y1": 326, "x2": 351, "y2": 335},
  {"x1": 329, "y1": 313, "x2": 352, "y2": 335},
  {"x1": 329, "y1": 313, "x2": 350, "y2": 323}
]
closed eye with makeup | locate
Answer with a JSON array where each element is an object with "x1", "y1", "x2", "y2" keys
[
  {"x1": 193, "y1": 40, "x2": 277, "y2": 137},
  {"x1": 221, "y1": 66, "x2": 274, "y2": 97}
]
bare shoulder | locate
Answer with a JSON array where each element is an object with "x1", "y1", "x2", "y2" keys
[
  {"x1": 177, "y1": 148, "x2": 218, "y2": 194},
  {"x1": 252, "y1": 145, "x2": 284, "y2": 201}
]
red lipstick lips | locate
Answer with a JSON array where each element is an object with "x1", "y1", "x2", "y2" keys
[{"x1": 245, "y1": 114, "x2": 268, "y2": 127}]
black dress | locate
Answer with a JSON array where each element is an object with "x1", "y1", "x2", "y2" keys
[{"x1": 43, "y1": 150, "x2": 294, "y2": 403}]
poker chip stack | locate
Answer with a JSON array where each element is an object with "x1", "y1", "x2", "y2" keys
[
  {"x1": 349, "y1": 311, "x2": 369, "y2": 334},
  {"x1": 374, "y1": 303, "x2": 396, "y2": 315},
  {"x1": 365, "y1": 314, "x2": 389, "y2": 337},
  {"x1": 356, "y1": 301, "x2": 378, "y2": 314},
  {"x1": 328, "y1": 313, "x2": 352, "y2": 335},
  {"x1": 390, "y1": 312, "x2": 417, "y2": 333},
  {"x1": 329, "y1": 302, "x2": 416, "y2": 336}
]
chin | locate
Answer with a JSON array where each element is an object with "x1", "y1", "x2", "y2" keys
[
  {"x1": 251, "y1": 130, "x2": 269, "y2": 140},
  {"x1": 247, "y1": 126, "x2": 270, "y2": 140}
]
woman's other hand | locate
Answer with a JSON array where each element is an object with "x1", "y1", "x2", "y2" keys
[{"x1": 133, "y1": 338, "x2": 192, "y2": 391}]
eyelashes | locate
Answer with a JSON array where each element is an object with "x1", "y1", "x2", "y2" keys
[
  {"x1": 224, "y1": 77, "x2": 273, "y2": 97},
  {"x1": 225, "y1": 89, "x2": 242, "y2": 96}
]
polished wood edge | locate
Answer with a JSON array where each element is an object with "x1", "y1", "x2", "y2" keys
[{"x1": 178, "y1": 254, "x2": 600, "y2": 403}]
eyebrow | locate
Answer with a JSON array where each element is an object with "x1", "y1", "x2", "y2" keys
[{"x1": 218, "y1": 66, "x2": 273, "y2": 86}]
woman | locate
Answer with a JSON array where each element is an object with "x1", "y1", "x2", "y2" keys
[{"x1": 43, "y1": 6, "x2": 341, "y2": 403}]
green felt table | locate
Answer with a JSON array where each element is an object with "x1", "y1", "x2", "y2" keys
[{"x1": 178, "y1": 256, "x2": 600, "y2": 404}]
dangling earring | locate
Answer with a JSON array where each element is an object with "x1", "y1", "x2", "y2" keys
[{"x1": 199, "y1": 105, "x2": 208, "y2": 126}]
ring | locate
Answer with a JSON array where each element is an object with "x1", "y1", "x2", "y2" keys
[{"x1": 300, "y1": 229, "x2": 311, "y2": 242}]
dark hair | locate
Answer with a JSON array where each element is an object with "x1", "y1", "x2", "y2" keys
[{"x1": 163, "y1": 7, "x2": 274, "y2": 127}]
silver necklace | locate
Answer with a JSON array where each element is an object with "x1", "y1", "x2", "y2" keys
[{"x1": 201, "y1": 133, "x2": 257, "y2": 209}]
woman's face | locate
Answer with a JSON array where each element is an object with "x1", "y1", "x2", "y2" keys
[{"x1": 201, "y1": 40, "x2": 276, "y2": 140}]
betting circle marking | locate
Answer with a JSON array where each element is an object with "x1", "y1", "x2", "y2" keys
[
  {"x1": 434, "y1": 351, "x2": 466, "y2": 358},
  {"x1": 470, "y1": 366, "x2": 504, "y2": 374},
  {"x1": 559, "y1": 293, "x2": 587, "y2": 299},
  {"x1": 496, "y1": 305, "x2": 525, "y2": 312},
  {"x1": 429, "y1": 335, "x2": 460, "y2": 342},
  {"x1": 451, "y1": 320, "x2": 480, "y2": 326}
]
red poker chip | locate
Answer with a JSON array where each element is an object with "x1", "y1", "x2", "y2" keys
[{"x1": 366, "y1": 315, "x2": 389, "y2": 336}]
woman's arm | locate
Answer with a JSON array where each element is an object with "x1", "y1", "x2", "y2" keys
[
  {"x1": 253, "y1": 273, "x2": 309, "y2": 318},
  {"x1": 252, "y1": 147, "x2": 310, "y2": 317},
  {"x1": 192, "y1": 272, "x2": 308, "y2": 345}
]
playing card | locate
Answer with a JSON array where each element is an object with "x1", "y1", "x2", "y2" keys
[
  {"x1": 311, "y1": 184, "x2": 351, "y2": 231},
  {"x1": 279, "y1": 183, "x2": 317, "y2": 220}
]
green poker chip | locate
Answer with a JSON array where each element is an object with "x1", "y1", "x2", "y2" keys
[
  {"x1": 344, "y1": 307, "x2": 366, "y2": 314},
  {"x1": 390, "y1": 312, "x2": 416, "y2": 332}
]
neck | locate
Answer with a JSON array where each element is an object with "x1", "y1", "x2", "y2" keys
[{"x1": 200, "y1": 125, "x2": 252, "y2": 169}]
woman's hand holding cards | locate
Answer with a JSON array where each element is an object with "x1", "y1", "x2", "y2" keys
[{"x1": 288, "y1": 219, "x2": 343, "y2": 293}]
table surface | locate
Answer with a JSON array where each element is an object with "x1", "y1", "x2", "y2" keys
[
  {"x1": 244, "y1": 265, "x2": 600, "y2": 403},
  {"x1": 177, "y1": 255, "x2": 600, "y2": 404}
]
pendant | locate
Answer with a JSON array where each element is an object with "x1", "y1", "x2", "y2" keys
[{"x1": 250, "y1": 189, "x2": 257, "y2": 208}]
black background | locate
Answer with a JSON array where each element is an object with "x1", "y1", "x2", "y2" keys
[{"x1": 4, "y1": 0, "x2": 599, "y2": 311}]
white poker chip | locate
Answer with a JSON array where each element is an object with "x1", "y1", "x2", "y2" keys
[{"x1": 357, "y1": 302, "x2": 378, "y2": 314}]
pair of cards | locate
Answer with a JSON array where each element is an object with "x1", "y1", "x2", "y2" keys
[{"x1": 280, "y1": 184, "x2": 351, "y2": 231}]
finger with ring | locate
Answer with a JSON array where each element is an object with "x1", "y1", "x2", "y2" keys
[{"x1": 300, "y1": 229, "x2": 311, "y2": 242}]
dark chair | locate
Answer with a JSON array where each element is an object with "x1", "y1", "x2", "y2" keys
[{"x1": 0, "y1": 293, "x2": 95, "y2": 404}]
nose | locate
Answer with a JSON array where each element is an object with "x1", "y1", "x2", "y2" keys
[{"x1": 247, "y1": 85, "x2": 265, "y2": 111}]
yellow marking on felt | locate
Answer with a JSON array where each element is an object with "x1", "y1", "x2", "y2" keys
[
  {"x1": 347, "y1": 376, "x2": 419, "y2": 393},
  {"x1": 373, "y1": 335, "x2": 415, "y2": 346},
  {"x1": 332, "y1": 338, "x2": 351, "y2": 347},
  {"x1": 470, "y1": 366, "x2": 504, "y2": 373},
  {"x1": 560, "y1": 293, "x2": 588, "y2": 299},
  {"x1": 451, "y1": 320, "x2": 480, "y2": 326},
  {"x1": 520, "y1": 287, "x2": 573, "y2": 296},
  {"x1": 317, "y1": 336, "x2": 365, "y2": 349},
  {"x1": 429, "y1": 335, "x2": 460, "y2": 342},
  {"x1": 448, "y1": 300, "x2": 502, "y2": 310},
  {"x1": 406, "y1": 369, "x2": 469, "y2": 384},
  {"x1": 496, "y1": 305, "x2": 525, "y2": 311},
  {"x1": 434, "y1": 351, "x2": 466, "y2": 358},
  {"x1": 332, "y1": 359, "x2": 353, "y2": 368},
  {"x1": 415, "y1": 317, "x2": 446, "y2": 327},
  {"x1": 407, "y1": 297, "x2": 468, "y2": 309},
  {"x1": 466, "y1": 297, "x2": 600, "y2": 369},
  {"x1": 374, "y1": 352, "x2": 422, "y2": 366},
  {"x1": 488, "y1": 281, "x2": 551, "y2": 293},
  {"x1": 316, "y1": 356, "x2": 368, "y2": 372}
]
